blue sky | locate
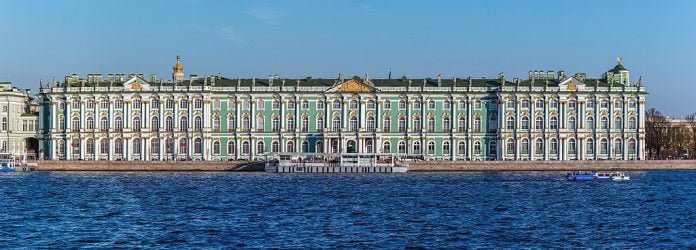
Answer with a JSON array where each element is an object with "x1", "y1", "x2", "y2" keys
[{"x1": 0, "y1": 0, "x2": 695, "y2": 115}]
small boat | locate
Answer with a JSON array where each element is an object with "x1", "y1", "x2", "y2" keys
[
  {"x1": 566, "y1": 171, "x2": 630, "y2": 181},
  {"x1": 609, "y1": 172, "x2": 631, "y2": 181},
  {"x1": 0, "y1": 154, "x2": 17, "y2": 172}
]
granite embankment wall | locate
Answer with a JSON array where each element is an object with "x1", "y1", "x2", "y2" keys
[
  {"x1": 36, "y1": 160, "x2": 265, "y2": 171},
  {"x1": 36, "y1": 160, "x2": 696, "y2": 172},
  {"x1": 408, "y1": 160, "x2": 696, "y2": 171}
]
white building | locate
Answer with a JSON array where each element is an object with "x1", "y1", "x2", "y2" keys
[{"x1": 0, "y1": 82, "x2": 39, "y2": 156}]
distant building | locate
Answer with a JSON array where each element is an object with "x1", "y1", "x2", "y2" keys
[
  {"x1": 0, "y1": 82, "x2": 39, "y2": 156},
  {"x1": 38, "y1": 56, "x2": 647, "y2": 161}
]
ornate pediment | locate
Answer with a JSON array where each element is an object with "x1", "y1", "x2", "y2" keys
[
  {"x1": 123, "y1": 76, "x2": 151, "y2": 91},
  {"x1": 327, "y1": 77, "x2": 377, "y2": 93},
  {"x1": 559, "y1": 77, "x2": 585, "y2": 91}
]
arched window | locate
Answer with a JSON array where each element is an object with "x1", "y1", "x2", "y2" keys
[
  {"x1": 86, "y1": 138, "x2": 95, "y2": 155},
  {"x1": 350, "y1": 117, "x2": 358, "y2": 131},
  {"x1": 87, "y1": 117, "x2": 94, "y2": 130},
  {"x1": 568, "y1": 138, "x2": 576, "y2": 155},
  {"x1": 383, "y1": 116, "x2": 391, "y2": 132},
  {"x1": 489, "y1": 141, "x2": 497, "y2": 155},
  {"x1": 194, "y1": 138, "x2": 202, "y2": 154},
  {"x1": 301, "y1": 116, "x2": 309, "y2": 132},
  {"x1": 383, "y1": 141, "x2": 391, "y2": 153},
  {"x1": 257, "y1": 141, "x2": 264, "y2": 154},
  {"x1": 366, "y1": 139, "x2": 373, "y2": 153},
  {"x1": 458, "y1": 141, "x2": 466, "y2": 155},
  {"x1": 333, "y1": 116, "x2": 341, "y2": 131},
  {"x1": 350, "y1": 100, "x2": 358, "y2": 109},
  {"x1": 586, "y1": 139, "x2": 594, "y2": 155},
  {"x1": 315, "y1": 141, "x2": 323, "y2": 153},
  {"x1": 316, "y1": 117, "x2": 324, "y2": 131},
  {"x1": 535, "y1": 99, "x2": 544, "y2": 109},
  {"x1": 587, "y1": 116, "x2": 595, "y2": 129},
  {"x1": 100, "y1": 138, "x2": 109, "y2": 154},
  {"x1": 413, "y1": 141, "x2": 421, "y2": 154},
  {"x1": 71, "y1": 138, "x2": 80, "y2": 155},
  {"x1": 600, "y1": 139, "x2": 608, "y2": 155},
  {"x1": 133, "y1": 138, "x2": 141, "y2": 154},
  {"x1": 614, "y1": 139, "x2": 622, "y2": 155},
  {"x1": 213, "y1": 141, "x2": 220, "y2": 154},
  {"x1": 133, "y1": 117, "x2": 141, "y2": 131},
  {"x1": 301, "y1": 141, "x2": 308, "y2": 153},
  {"x1": 521, "y1": 99, "x2": 530, "y2": 108},
  {"x1": 166, "y1": 138, "x2": 174, "y2": 154},
  {"x1": 151, "y1": 116, "x2": 159, "y2": 131},
  {"x1": 272, "y1": 141, "x2": 280, "y2": 153},
  {"x1": 444, "y1": 100, "x2": 451, "y2": 109},
  {"x1": 256, "y1": 116, "x2": 264, "y2": 131},
  {"x1": 271, "y1": 117, "x2": 280, "y2": 132},
  {"x1": 427, "y1": 141, "x2": 435, "y2": 155},
  {"x1": 629, "y1": 117, "x2": 637, "y2": 129},
  {"x1": 151, "y1": 138, "x2": 160, "y2": 154},
  {"x1": 287, "y1": 117, "x2": 295, "y2": 131},
  {"x1": 506, "y1": 139, "x2": 515, "y2": 155},
  {"x1": 227, "y1": 141, "x2": 236, "y2": 155},
  {"x1": 114, "y1": 138, "x2": 123, "y2": 155},
  {"x1": 428, "y1": 100, "x2": 435, "y2": 109},
  {"x1": 399, "y1": 117, "x2": 407, "y2": 132},
  {"x1": 333, "y1": 100, "x2": 341, "y2": 109},
  {"x1": 628, "y1": 139, "x2": 636, "y2": 154},
  {"x1": 414, "y1": 117, "x2": 422, "y2": 131},
  {"x1": 474, "y1": 141, "x2": 481, "y2": 155},
  {"x1": 398, "y1": 141, "x2": 406, "y2": 154},
  {"x1": 180, "y1": 116, "x2": 188, "y2": 131},
  {"x1": 614, "y1": 117, "x2": 622, "y2": 129},
  {"x1": 535, "y1": 117, "x2": 544, "y2": 130},
  {"x1": 242, "y1": 116, "x2": 250, "y2": 131},
  {"x1": 367, "y1": 100, "x2": 375, "y2": 109},
  {"x1": 600, "y1": 117, "x2": 608, "y2": 129},
  {"x1": 242, "y1": 141, "x2": 250, "y2": 154},
  {"x1": 213, "y1": 117, "x2": 220, "y2": 131},
  {"x1": 72, "y1": 117, "x2": 80, "y2": 130},
  {"x1": 114, "y1": 117, "x2": 123, "y2": 131},
  {"x1": 459, "y1": 117, "x2": 466, "y2": 132},
  {"x1": 550, "y1": 116, "x2": 558, "y2": 130},
  {"x1": 521, "y1": 139, "x2": 529, "y2": 154},
  {"x1": 195, "y1": 116, "x2": 202, "y2": 131},
  {"x1": 443, "y1": 117, "x2": 450, "y2": 131},
  {"x1": 367, "y1": 116, "x2": 375, "y2": 132},
  {"x1": 506, "y1": 116, "x2": 515, "y2": 130},
  {"x1": 414, "y1": 100, "x2": 421, "y2": 109},
  {"x1": 179, "y1": 138, "x2": 187, "y2": 155},
  {"x1": 521, "y1": 116, "x2": 530, "y2": 130},
  {"x1": 459, "y1": 100, "x2": 466, "y2": 109},
  {"x1": 165, "y1": 116, "x2": 173, "y2": 132},
  {"x1": 427, "y1": 117, "x2": 435, "y2": 132},
  {"x1": 273, "y1": 99, "x2": 280, "y2": 109},
  {"x1": 286, "y1": 141, "x2": 295, "y2": 153},
  {"x1": 568, "y1": 117, "x2": 576, "y2": 130},
  {"x1": 550, "y1": 139, "x2": 557, "y2": 154},
  {"x1": 536, "y1": 139, "x2": 545, "y2": 155},
  {"x1": 302, "y1": 100, "x2": 309, "y2": 109},
  {"x1": 56, "y1": 140, "x2": 64, "y2": 156},
  {"x1": 474, "y1": 117, "x2": 481, "y2": 132}
]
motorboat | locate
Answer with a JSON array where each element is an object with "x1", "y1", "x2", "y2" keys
[{"x1": 566, "y1": 171, "x2": 630, "y2": 181}]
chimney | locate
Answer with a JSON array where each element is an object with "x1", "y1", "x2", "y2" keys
[{"x1": 437, "y1": 74, "x2": 442, "y2": 87}]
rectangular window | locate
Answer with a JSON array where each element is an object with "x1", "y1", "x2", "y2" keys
[{"x1": 384, "y1": 100, "x2": 391, "y2": 109}]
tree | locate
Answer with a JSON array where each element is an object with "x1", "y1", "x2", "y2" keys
[
  {"x1": 686, "y1": 113, "x2": 696, "y2": 158},
  {"x1": 645, "y1": 108, "x2": 668, "y2": 159}
]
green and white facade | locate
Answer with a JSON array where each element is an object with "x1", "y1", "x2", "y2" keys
[{"x1": 38, "y1": 57, "x2": 647, "y2": 161}]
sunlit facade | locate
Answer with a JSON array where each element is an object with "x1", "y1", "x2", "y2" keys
[{"x1": 38, "y1": 57, "x2": 647, "y2": 161}]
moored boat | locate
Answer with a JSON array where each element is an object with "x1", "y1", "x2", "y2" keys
[{"x1": 0, "y1": 153, "x2": 17, "y2": 172}]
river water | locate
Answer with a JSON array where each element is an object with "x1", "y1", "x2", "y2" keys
[{"x1": 1, "y1": 171, "x2": 694, "y2": 248}]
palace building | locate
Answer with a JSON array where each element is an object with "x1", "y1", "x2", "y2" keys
[
  {"x1": 0, "y1": 82, "x2": 39, "y2": 156},
  {"x1": 38, "y1": 56, "x2": 647, "y2": 161}
]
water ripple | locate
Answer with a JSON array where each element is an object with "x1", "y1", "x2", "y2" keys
[{"x1": 0, "y1": 171, "x2": 695, "y2": 248}]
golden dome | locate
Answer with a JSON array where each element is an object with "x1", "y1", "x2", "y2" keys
[{"x1": 172, "y1": 55, "x2": 184, "y2": 73}]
